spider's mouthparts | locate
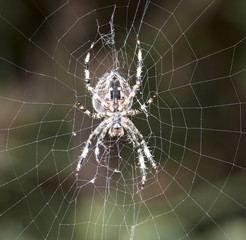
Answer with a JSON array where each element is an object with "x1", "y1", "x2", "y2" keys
[{"x1": 108, "y1": 124, "x2": 124, "y2": 137}]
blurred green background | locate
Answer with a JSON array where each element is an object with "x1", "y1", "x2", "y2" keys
[{"x1": 0, "y1": 0, "x2": 246, "y2": 239}]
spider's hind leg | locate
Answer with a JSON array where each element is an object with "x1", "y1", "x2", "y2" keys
[
  {"x1": 84, "y1": 42, "x2": 94, "y2": 87},
  {"x1": 119, "y1": 38, "x2": 143, "y2": 110},
  {"x1": 83, "y1": 43, "x2": 110, "y2": 111}
]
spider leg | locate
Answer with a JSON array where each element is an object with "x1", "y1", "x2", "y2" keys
[
  {"x1": 76, "y1": 119, "x2": 110, "y2": 176},
  {"x1": 95, "y1": 123, "x2": 112, "y2": 165},
  {"x1": 126, "y1": 118, "x2": 157, "y2": 171},
  {"x1": 120, "y1": 120, "x2": 146, "y2": 189},
  {"x1": 136, "y1": 38, "x2": 143, "y2": 89},
  {"x1": 119, "y1": 38, "x2": 143, "y2": 111},
  {"x1": 77, "y1": 102, "x2": 107, "y2": 119},
  {"x1": 122, "y1": 117, "x2": 157, "y2": 189},
  {"x1": 84, "y1": 42, "x2": 94, "y2": 87},
  {"x1": 83, "y1": 43, "x2": 110, "y2": 111},
  {"x1": 137, "y1": 148, "x2": 147, "y2": 190},
  {"x1": 122, "y1": 117, "x2": 157, "y2": 170},
  {"x1": 123, "y1": 93, "x2": 157, "y2": 116},
  {"x1": 140, "y1": 139, "x2": 157, "y2": 171}
]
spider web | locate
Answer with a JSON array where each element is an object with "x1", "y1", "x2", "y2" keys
[{"x1": 1, "y1": 0, "x2": 246, "y2": 239}]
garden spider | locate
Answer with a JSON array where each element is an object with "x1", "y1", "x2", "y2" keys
[{"x1": 76, "y1": 39, "x2": 157, "y2": 190}]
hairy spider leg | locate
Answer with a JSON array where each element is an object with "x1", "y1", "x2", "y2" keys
[
  {"x1": 137, "y1": 148, "x2": 147, "y2": 190},
  {"x1": 123, "y1": 123, "x2": 147, "y2": 190},
  {"x1": 95, "y1": 122, "x2": 113, "y2": 166},
  {"x1": 76, "y1": 119, "x2": 111, "y2": 176},
  {"x1": 124, "y1": 118, "x2": 157, "y2": 170},
  {"x1": 141, "y1": 140, "x2": 157, "y2": 171},
  {"x1": 122, "y1": 93, "x2": 157, "y2": 116},
  {"x1": 120, "y1": 120, "x2": 146, "y2": 189},
  {"x1": 121, "y1": 121, "x2": 155, "y2": 190},
  {"x1": 84, "y1": 42, "x2": 94, "y2": 87},
  {"x1": 77, "y1": 102, "x2": 107, "y2": 119},
  {"x1": 83, "y1": 42, "x2": 110, "y2": 111},
  {"x1": 122, "y1": 117, "x2": 157, "y2": 190},
  {"x1": 119, "y1": 38, "x2": 143, "y2": 111}
]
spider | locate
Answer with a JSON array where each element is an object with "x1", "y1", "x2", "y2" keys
[{"x1": 76, "y1": 39, "x2": 157, "y2": 190}]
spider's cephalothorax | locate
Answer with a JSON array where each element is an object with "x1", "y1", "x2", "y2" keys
[{"x1": 76, "y1": 39, "x2": 157, "y2": 190}]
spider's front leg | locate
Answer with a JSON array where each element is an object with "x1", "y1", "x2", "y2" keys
[
  {"x1": 123, "y1": 117, "x2": 157, "y2": 171},
  {"x1": 122, "y1": 117, "x2": 157, "y2": 190},
  {"x1": 137, "y1": 147, "x2": 147, "y2": 190},
  {"x1": 76, "y1": 119, "x2": 110, "y2": 176},
  {"x1": 94, "y1": 122, "x2": 112, "y2": 165},
  {"x1": 121, "y1": 120, "x2": 147, "y2": 189},
  {"x1": 140, "y1": 139, "x2": 157, "y2": 172}
]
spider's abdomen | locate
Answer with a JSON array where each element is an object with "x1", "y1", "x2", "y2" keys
[
  {"x1": 92, "y1": 71, "x2": 132, "y2": 113},
  {"x1": 109, "y1": 75, "x2": 121, "y2": 100}
]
